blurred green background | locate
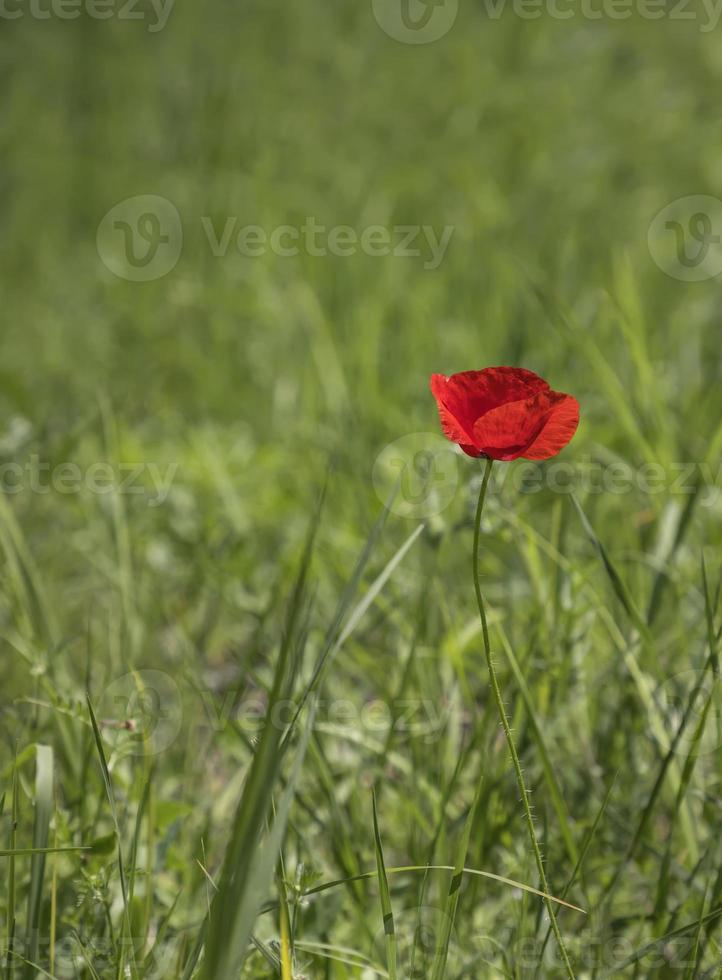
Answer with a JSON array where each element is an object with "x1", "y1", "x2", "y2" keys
[{"x1": 2, "y1": 1, "x2": 722, "y2": 977}]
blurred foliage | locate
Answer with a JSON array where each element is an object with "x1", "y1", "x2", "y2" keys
[{"x1": 1, "y1": 3, "x2": 722, "y2": 977}]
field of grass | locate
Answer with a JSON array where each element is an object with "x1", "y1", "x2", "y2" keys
[{"x1": 2, "y1": 2, "x2": 722, "y2": 977}]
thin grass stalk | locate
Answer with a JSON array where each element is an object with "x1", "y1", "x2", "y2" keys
[{"x1": 472, "y1": 457, "x2": 574, "y2": 979}]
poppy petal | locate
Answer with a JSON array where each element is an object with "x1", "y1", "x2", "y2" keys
[
  {"x1": 430, "y1": 368, "x2": 549, "y2": 454},
  {"x1": 472, "y1": 392, "x2": 554, "y2": 461},
  {"x1": 437, "y1": 367, "x2": 548, "y2": 422},
  {"x1": 430, "y1": 367, "x2": 578, "y2": 461},
  {"x1": 430, "y1": 374, "x2": 477, "y2": 446},
  {"x1": 522, "y1": 394, "x2": 579, "y2": 460}
]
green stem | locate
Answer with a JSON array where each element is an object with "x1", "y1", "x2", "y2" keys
[{"x1": 473, "y1": 457, "x2": 575, "y2": 980}]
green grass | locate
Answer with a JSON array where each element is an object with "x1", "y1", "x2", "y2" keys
[{"x1": 2, "y1": 3, "x2": 722, "y2": 977}]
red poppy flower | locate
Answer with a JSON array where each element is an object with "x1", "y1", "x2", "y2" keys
[{"x1": 430, "y1": 366, "x2": 579, "y2": 461}]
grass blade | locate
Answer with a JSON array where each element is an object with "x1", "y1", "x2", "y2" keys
[
  {"x1": 571, "y1": 493, "x2": 650, "y2": 643},
  {"x1": 646, "y1": 479, "x2": 702, "y2": 626},
  {"x1": 430, "y1": 776, "x2": 482, "y2": 980},
  {"x1": 262, "y1": 864, "x2": 586, "y2": 914},
  {"x1": 496, "y1": 623, "x2": 579, "y2": 868},
  {"x1": 5, "y1": 759, "x2": 18, "y2": 980},
  {"x1": 277, "y1": 850, "x2": 294, "y2": 980},
  {"x1": 209, "y1": 696, "x2": 316, "y2": 979},
  {"x1": 535, "y1": 774, "x2": 617, "y2": 977},
  {"x1": 684, "y1": 885, "x2": 709, "y2": 980},
  {"x1": 86, "y1": 695, "x2": 136, "y2": 980},
  {"x1": 22, "y1": 746, "x2": 53, "y2": 980},
  {"x1": 202, "y1": 501, "x2": 321, "y2": 980},
  {"x1": 283, "y1": 520, "x2": 424, "y2": 750},
  {"x1": 371, "y1": 791, "x2": 396, "y2": 980}
]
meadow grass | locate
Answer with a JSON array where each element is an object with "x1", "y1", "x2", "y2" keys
[{"x1": 2, "y1": 3, "x2": 722, "y2": 977}]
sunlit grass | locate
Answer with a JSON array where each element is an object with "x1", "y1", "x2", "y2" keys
[{"x1": 2, "y1": 4, "x2": 722, "y2": 977}]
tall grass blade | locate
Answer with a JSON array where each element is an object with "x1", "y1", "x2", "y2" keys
[
  {"x1": 646, "y1": 480, "x2": 702, "y2": 626},
  {"x1": 201, "y1": 501, "x2": 321, "y2": 979},
  {"x1": 283, "y1": 518, "x2": 423, "y2": 749},
  {"x1": 5, "y1": 760, "x2": 18, "y2": 980},
  {"x1": 496, "y1": 624, "x2": 579, "y2": 868},
  {"x1": 535, "y1": 774, "x2": 616, "y2": 977},
  {"x1": 371, "y1": 791, "x2": 396, "y2": 980},
  {"x1": 273, "y1": 864, "x2": 585, "y2": 913},
  {"x1": 277, "y1": 873, "x2": 294, "y2": 980},
  {"x1": 571, "y1": 494, "x2": 650, "y2": 642},
  {"x1": 22, "y1": 746, "x2": 53, "y2": 980},
  {"x1": 86, "y1": 695, "x2": 136, "y2": 980},
  {"x1": 430, "y1": 777, "x2": 482, "y2": 980},
  {"x1": 0, "y1": 496, "x2": 57, "y2": 645}
]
